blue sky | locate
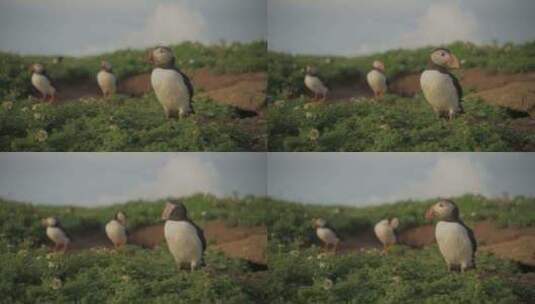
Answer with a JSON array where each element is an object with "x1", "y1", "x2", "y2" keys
[
  {"x1": 268, "y1": 0, "x2": 535, "y2": 55},
  {"x1": 0, "y1": 0, "x2": 266, "y2": 55},
  {"x1": 1, "y1": 153, "x2": 534, "y2": 206}
]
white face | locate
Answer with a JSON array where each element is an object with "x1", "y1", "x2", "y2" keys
[
  {"x1": 314, "y1": 218, "x2": 326, "y2": 228},
  {"x1": 101, "y1": 61, "x2": 112, "y2": 71},
  {"x1": 33, "y1": 64, "x2": 44, "y2": 73},
  {"x1": 43, "y1": 217, "x2": 57, "y2": 227},
  {"x1": 373, "y1": 60, "x2": 385, "y2": 71},
  {"x1": 430, "y1": 49, "x2": 460, "y2": 69},
  {"x1": 426, "y1": 200, "x2": 457, "y2": 220},
  {"x1": 116, "y1": 211, "x2": 126, "y2": 223},
  {"x1": 161, "y1": 202, "x2": 176, "y2": 220},
  {"x1": 151, "y1": 47, "x2": 174, "y2": 66}
]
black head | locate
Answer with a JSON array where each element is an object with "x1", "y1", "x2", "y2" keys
[{"x1": 161, "y1": 200, "x2": 188, "y2": 221}]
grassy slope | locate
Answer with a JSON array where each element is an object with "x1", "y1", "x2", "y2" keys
[
  {"x1": 267, "y1": 41, "x2": 535, "y2": 152},
  {"x1": 0, "y1": 41, "x2": 267, "y2": 152},
  {"x1": 0, "y1": 194, "x2": 273, "y2": 303},
  {"x1": 265, "y1": 194, "x2": 535, "y2": 304},
  {"x1": 1, "y1": 194, "x2": 534, "y2": 303}
]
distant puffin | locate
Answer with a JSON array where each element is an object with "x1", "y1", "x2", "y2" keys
[
  {"x1": 105, "y1": 211, "x2": 127, "y2": 249},
  {"x1": 374, "y1": 217, "x2": 399, "y2": 252},
  {"x1": 367, "y1": 60, "x2": 388, "y2": 99},
  {"x1": 420, "y1": 48, "x2": 464, "y2": 120},
  {"x1": 313, "y1": 218, "x2": 340, "y2": 251},
  {"x1": 305, "y1": 66, "x2": 328, "y2": 101},
  {"x1": 161, "y1": 200, "x2": 206, "y2": 270},
  {"x1": 31, "y1": 63, "x2": 56, "y2": 103},
  {"x1": 425, "y1": 199, "x2": 477, "y2": 272},
  {"x1": 97, "y1": 61, "x2": 117, "y2": 98},
  {"x1": 147, "y1": 46, "x2": 194, "y2": 119},
  {"x1": 42, "y1": 217, "x2": 70, "y2": 252}
]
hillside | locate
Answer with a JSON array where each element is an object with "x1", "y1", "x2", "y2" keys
[
  {"x1": 265, "y1": 195, "x2": 535, "y2": 303},
  {"x1": 0, "y1": 194, "x2": 271, "y2": 303},
  {"x1": 268, "y1": 41, "x2": 535, "y2": 151},
  {"x1": 0, "y1": 41, "x2": 267, "y2": 151}
]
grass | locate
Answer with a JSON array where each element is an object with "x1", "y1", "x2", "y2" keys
[
  {"x1": 0, "y1": 194, "x2": 273, "y2": 303},
  {"x1": 267, "y1": 41, "x2": 535, "y2": 152},
  {"x1": 264, "y1": 194, "x2": 535, "y2": 304},
  {"x1": 1, "y1": 194, "x2": 534, "y2": 303},
  {"x1": 0, "y1": 41, "x2": 267, "y2": 151},
  {"x1": 267, "y1": 95, "x2": 535, "y2": 151}
]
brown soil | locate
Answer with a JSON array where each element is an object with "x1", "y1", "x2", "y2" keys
[
  {"x1": 118, "y1": 68, "x2": 267, "y2": 112},
  {"x1": 332, "y1": 221, "x2": 535, "y2": 267},
  {"x1": 40, "y1": 68, "x2": 267, "y2": 112},
  {"x1": 67, "y1": 220, "x2": 267, "y2": 265}
]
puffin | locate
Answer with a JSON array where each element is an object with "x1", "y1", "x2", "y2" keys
[
  {"x1": 161, "y1": 200, "x2": 206, "y2": 270},
  {"x1": 31, "y1": 63, "x2": 57, "y2": 103},
  {"x1": 97, "y1": 61, "x2": 117, "y2": 98},
  {"x1": 42, "y1": 217, "x2": 70, "y2": 252},
  {"x1": 374, "y1": 217, "x2": 399, "y2": 252},
  {"x1": 304, "y1": 66, "x2": 328, "y2": 101},
  {"x1": 147, "y1": 46, "x2": 194, "y2": 119},
  {"x1": 420, "y1": 48, "x2": 464, "y2": 120},
  {"x1": 425, "y1": 199, "x2": 477, "y2": 272},
  {"x1": 105, "y1": 211, "x2": 128, "y2": 249},
  {"x1": 367, "y1": 60, "x2": 388, "y2": 99},
  {"x1": 313, "y1": 218, "x2": 340, "y2": 251}
]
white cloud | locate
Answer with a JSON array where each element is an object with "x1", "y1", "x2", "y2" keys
[
  {"x1": 399, "y1": 2, "x2": 480, "y2": 48},
  {"x1": 123, "y1": 2, "x2": 206, "y2": 48},
  {"x1": 389, "y1": 155, "x2": 484, "y2": 202},
  {"x1": 91, "y1": 155, "x2": 220, "y2": 205}
]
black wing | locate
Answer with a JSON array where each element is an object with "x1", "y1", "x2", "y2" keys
[
  {"x1": 459, "y1": 220, "x2": 477, "y2": 266},
  {"x1": 42, "y1": 71, "x2": 57, "y2": 90},
  {"x1": 56, "y1": 222, "x2": 73, "y2": 241},
  {"x1": 447, "y1": 72, "x2": 463, "y2": 112},
  {"x1": 173, "y1": 68, "x2": 194, "y2": 100},
  {"x1": 189, "y1": 220, "x2": 207, "y2": 251},
  {"x1": 324, "y1": 223, "x2": 341, "y2": 241}
]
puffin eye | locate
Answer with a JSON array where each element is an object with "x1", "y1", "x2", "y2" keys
[{"x1": 440, "y1": 52, "x2": 446, "y2": 57}]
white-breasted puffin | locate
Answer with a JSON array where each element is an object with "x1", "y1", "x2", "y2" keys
[
  {"x1": 31, "y1": 63, "x2": 57, "y2": 103},
  {"x1": 147, "y1": 46, "x2": 194, "y2": 119},
  {"x1": 374, "y1": 217, "x2": 399, "y2": 252},
  {"x1": 313, "y1": 218, "x2": 340, "y2": 251},
  {"x1": 97, "y1": 61, "x2": 117, "y2": 98},
  {"x1": 420, "y1": 48, "x2": 464, "y2": 120},
  {"x1": 425, "y1": 199, "x2": 477, "y2": 272},
  {"x1": 105, "y1": 211, "x2": 128, "y2": 249},
  {"x1": 305, "y1": 66, "x2": 328, "y2": 101},
  {"x1": 42, "y1": 217, "x2": 70, "y2": 252},
  {"x1": 367, "y1": 60, "x2": 388, "y2": 99},
  {"x1": 161, "y1": 200, "x2": 206, "y2": 270}
]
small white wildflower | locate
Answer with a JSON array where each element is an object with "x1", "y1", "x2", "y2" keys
[
  {"x1": 121, "y1": 275, "x2": 130, "y2": 282},
  {"x1": 201, "y1": 211, "x2": 208, "y2": 217},
  {"x1": 274, "y1": 100, "x2": 285, "y2": 107},
  {"x1": 33, "y1": 113, "x2": 43, "y2": 120},
  {"x1": 392, "y1": 276, "x2": 401, "y2": 284},
  {"x1": 303, "y1": 103, "x2": 313, "y2": 110},
  {"x1": 290, "y1": 250, "x2": 299, "y2": 257},
  {"x1": 48, "y1": 261, "x2": 55, "y2": 268},
  {"x1": 322, "y1": 278, "x2": 333, "y2": 290},
  {"x1": 471, "y1": 212, "x2": 477, "y2": 217},
  {"x1": 2, "y1": 101, "x2": 14, "y2": 111},
  {"x1": 293, "y1": 106, "x2": 301, "y2": 111},
  {"x1": 35, "y1": 129, "x2": 48, "y2": 142},
  {"x1": 21, "y1": 107, "x2": 29, "y2": 113},
  {"x1": 305, "y1": 112, "x2": 314, "y2": 119},
  {"x1": 461, "y1": 59, "x2": 467, "y2": 65},
  {"x1": 51, "y1": 277, "x2": 62, "y2": 290},
  {"x1": 189, "y1": 59, "x2": 196, "y2": 64},
  {"x1": 317, "y1": 253, "x2": 327, "y2": 259},
  {"x1": 109, "y1": 125, "x2": 119, "y2": 131},
  {"x1": 46, "y1": 253, "x2": 54, "y2": 260},
  {"x1": 380, "y1": 124, "x2": 390, "y2": 130},
  {"x1": 308, "y1": 129, "x2": 320, "y2": 141},
  {"x1": 319, "y1": 262, "x2": 326, "y2": 269}
]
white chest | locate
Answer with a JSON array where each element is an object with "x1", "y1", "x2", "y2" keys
[
  {"x1": 32, "y1": 74, "x2": 55, "y2": 95},
  {"x1": 97, "y1": 71, "x2": 117, "y2": 93},
  {"x1": 316, "y1": 227, "x2": 338, "y2": 245},
  {"x1": 46, "y1": 227, "x2": 69, "y2": 244},
  {"x1": 374, "y1": 221, "x2": 396, "y2": 245},
  {"x1": 164, "y1": 221, "x2": 202, "y2": 265},
  {"x1": 435, "y1": 221, "x2": 473, "y2": 266},
  {"x1": 367, "y1": 70, "x2": 387, "y2": 93},
  {"x1": 151, "y1": 68, "x2": 191, "y2": 110},
  {"x1": 305, "y1": 75, "x2": 328, "y2": 94},
  {"x1": 420, "y1": 70, "x2": 460, "y2": 112},
  {"x1": 105, "y1": 220, "x2": 126, "y2": 244}
]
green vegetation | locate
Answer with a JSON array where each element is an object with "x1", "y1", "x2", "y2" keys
[
  {"x1": 1, "y1": 194, "x2": 534, "y2": 303},
  {"x1": 265, "y1": 194, "x2": 535, "y2": 304},
  {"x1": 267, "y1": 95, "x2": 535, "y2": 151},
  {"x1": 268, "y1": 40, "x2": 535, "y2": 96},
  {"x1": 0, "y1": 194, "x2": 272, "y2": 303},
  {"x1": 0, "y1": 41, "x2": 267, "y2": 151},
  {"x1": 267, "y1": 41, "x2": 535, "y2": 151}
]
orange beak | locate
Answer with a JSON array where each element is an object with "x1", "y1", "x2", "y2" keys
[
  {"x1": 425, "y1": 208, "x2": 434, "y2": 221},
  {"x1": 447, "y1": 54, "x2": 460, "y2": 69}
]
